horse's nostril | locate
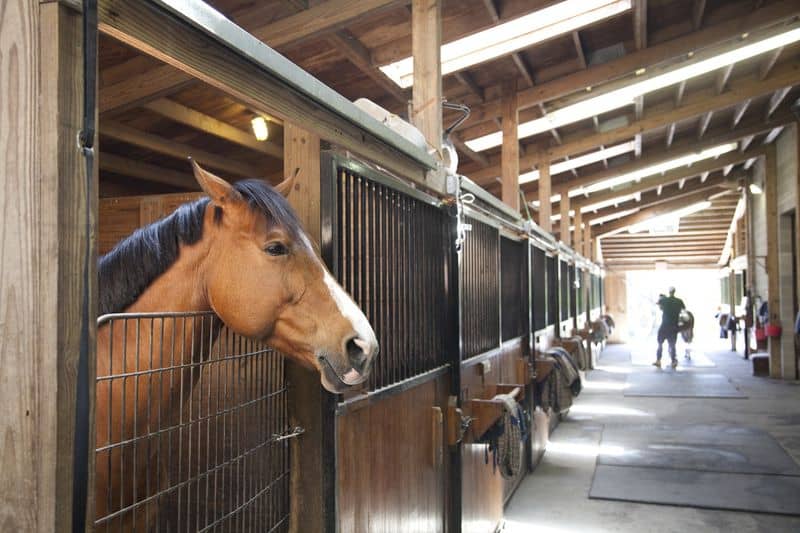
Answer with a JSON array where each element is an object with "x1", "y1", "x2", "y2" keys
[{"x1": 345, "y1": 337, "x2": 368, "y2": 373}]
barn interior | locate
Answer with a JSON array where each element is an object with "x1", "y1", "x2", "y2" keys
[{"x1": 5, "y1": 0, "x2": 800, "y2": 531}]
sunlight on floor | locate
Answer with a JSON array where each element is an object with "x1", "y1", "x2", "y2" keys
[
  {"x1": 593, "y1": 364, "x2": 633, "y2": 374},
  {"x1": 582, "y1": 379, "x2": 628, "y2": 391},
  {"x1": 504, "y1": 518, "x2": 608, "y2": 533},
  {"x1": 568, "y1": 403, "x2": 653, "y2": 417},
  {"x1": 544, "y1": 440, "x2": 626, "y2": 458}
]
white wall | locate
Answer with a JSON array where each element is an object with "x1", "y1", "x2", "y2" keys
[{"x1": 776, "y1": 124, "x2": 798, "y2": 379}]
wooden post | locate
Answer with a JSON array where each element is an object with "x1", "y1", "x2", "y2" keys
[
  {"x1": 538, "y1": 157, "x2": 552, "y2": 232},
  {"x1": 1, "y1": 2, "x2": 94, "y2": 530},
  {"x1": 283, "y1": 123, "x2": 336, "y2": 533},
  {"x1": 584, "y1": 225, "x2": 593, "y2": 260},
  {"x1": 794, "y1": 124, "x2": 800, "y2": 314},
  {"x1": 501, "y1": 81, "x2": 519, "y2": 210},
  {"x1": 729, "y1": 269, "x2": 737, "y2": 352},
  {"x1": 560, "y1": 194, "x2": 571, "y2": 246},
  {"x1": 574, "y1": 209, "x2": 583, "y2": 253},
  {"x1": 765, "y1": 147, "x2": 782, "y2": 378},
  {"x1": 411, "y1": 0, "x2": 442, "y2": 154}
]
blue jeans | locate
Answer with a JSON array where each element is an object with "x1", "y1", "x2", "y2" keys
[{"x1": 657, "y1": 325, "x2": 678, "y2": 361}]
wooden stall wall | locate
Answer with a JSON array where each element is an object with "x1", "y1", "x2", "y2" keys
[
  {"x1": 605, "y1": 272, "x2": 627, "y2": 343},
  {"x1": 336, "y1": 375, "x2": 450, "y2": 533}
]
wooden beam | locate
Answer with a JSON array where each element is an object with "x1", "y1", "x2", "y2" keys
[
  {"x1": 100, "y1": 63, "x2": 193, "y2": 114},
  {"x1": 693, "y1": 0, "x2": 707, "y2": 30},
  {"x1": 759, "y1": 47, "x2": 783, "y2": 80},
  {"x1": 697, "y1": 111, "x2": 713, "y2": 139},
  {"x1": 501, "y1": 82, "x2": 519, "y2": 210},
  {"x1": 766, "y1": 86, "x2": 791, "y2": 119},
  {"x1": 100, "y1": 121, "x2": 267, "y2": 178},
  {"x1": 765, "y1": 146, "x2": 781, "y2": 377},
  {"x1": 574, "y1": 209, "x2": 583, "y2": 252},
  {"x1": 634, "y1": 0, "x2": 648, "y2": 50},
  {"x1": 2, "y1": 3, "x2": 94, "y2": 529},
  {"x1": 560, "y1": 194, "x2": 571, "y2": 246},
  {"x1": 604, "y1": 248, "x2": 723, "y2": 256},
  {"x1": 282, "y1": 123, "x2": 336, "y2": 533},
  {"x1": 454, "y1": 71, "x2": 484, "y2": 101},
  {"x1": 459, "y1": 1, "x2": 800, "y2": 129},
  {"x1": 731, "y1": 99, "x2": 751, "y2": 128},
  {"x1": 100, "y1": 153, "x2": 198, "y2": 189},
  {"x1": 584, "y1": 224, "x2": 592, "y2": 259},
  {"x1": 573, "y1": 31, "x2": 588, "y2": 69},
  {"x1": 675, "y1": 80, "x2": 687, "y2": 106},
  {"x1": 666, "y1": 122, "x2": 677, "y2": 148},
  {"x1": 98, "y1": 0, "x2": 430, "y2": 186},
  {"x1": 716, "y1": 63, "x2": 735, "y2": 94},
  {"x1": 143, "y1": 98, "x2": 283, "y2": 158},
  {"x1": 327, "y1": 31, "x2": 409, "y2": 105},
  {"x1": 411, "y1": 0, "x2": 442, "y2": 153},
  {"x1": 592, "y1": 188, "x2": 723, "y2": 236},
  {"x1": 569, "y1": 149, "x2": 760, "y2": 210},
  {"x1": 468, "y1": 64, "x2": 800, "y2": 184},
  {"x1": 451, "y1": 134, "x2": 489, "y2": 167},
  {"x1": 538, "y1": 157, "x2": 552, "y2": 233}
]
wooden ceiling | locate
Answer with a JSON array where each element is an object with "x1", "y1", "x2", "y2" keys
[{"x1": 97, "y1": 0, "x2": 800, "y2": 269}]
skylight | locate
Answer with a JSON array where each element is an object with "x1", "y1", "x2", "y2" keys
[
  {"x1": 519, "y1": 141, "x2": 636, "y2": 184},
  {"x1": 465, "y1": 24, "x2": 800, "y2": 152},
  {"x1": 379, "y1": 0, "x2": 632, "y2": 88},
  {"x1": 568, "y1": 142, "x2": 738, "y2": 197},
  {"x1": 627, "y1": 201, "x2": 712, "y2": 233}
]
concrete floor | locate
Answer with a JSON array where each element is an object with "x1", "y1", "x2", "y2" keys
[{"x1": 505, "y1": 342, "x2": 800, "y2": 533}]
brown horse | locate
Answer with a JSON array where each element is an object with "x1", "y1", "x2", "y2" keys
[{"x1": 95, "y1": 161, "x2": 377, "y2": 530}]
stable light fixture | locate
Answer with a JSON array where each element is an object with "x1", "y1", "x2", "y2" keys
[
  {"x1": 570, "y1": 142, "x2": 738, "y2": 197},
  {"x1": 466, "y1": 24, "x2": 800, "y2": 152},
  {"x1": 627, "y1": 201, "x2": 711, "y2": 233},
  {"x1": 380, "y1": 0, "x2": 631, "y2": 88},
  {"x1": 749, "y1": 183, "x2": 763, "y2": 195},
  {"x1": 519, "y1": 141, "x2": 637, "y2": 184},
  {"x1": 251, "y1": 116, "x2": 269, "y2": 141}
]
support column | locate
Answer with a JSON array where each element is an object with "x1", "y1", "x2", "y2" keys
[
  {"x1": 538, "y1": 156, "x2": 552, "y2": 233},
  {"x1": 284, "y1": 123, "x2": 336, "y2": 533},
  {"x1": 560, "y1": 194, "x2": 571, "y2": 246},
  {"x1": 411, "y1": 0, "x2": 442, "y2": 154},
  {"x1": 584, "y1": 225, "x2": 593, "y2": 260},
  {"x1": 1, "y1": 2, "x2": 93, "y2": 530},
  {"x1": 501, "y1": 81, "x2": 519, "y2": 210},
  {"x1": 574, "y1": 209, "x2": 583, "y2": 253},
  {"x1": 729, "y1": 269, "x2": 738, "y2": 352},
  {"x1": 765, "y1": 147, "x2": 782, "y2": 378}
]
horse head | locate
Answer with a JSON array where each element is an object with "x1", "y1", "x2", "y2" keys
[{"x1": 190, "y1": 160, "x2": 378, "y2": 393}]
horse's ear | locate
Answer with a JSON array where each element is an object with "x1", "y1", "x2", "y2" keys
[
  {"x1": 190, "y1": 159, "x2": 243, "y2": 204},
  {"x1": 274, "y1": 168, "x2": 300, "y2": 197}
]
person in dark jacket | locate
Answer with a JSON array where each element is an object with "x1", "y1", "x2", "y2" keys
[{"x1": 654, "y1": 287, "x2": 686, "y2": 369}]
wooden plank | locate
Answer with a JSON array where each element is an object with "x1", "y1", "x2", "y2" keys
[
  {"x1": 469, "y1": 64, "x2": 800, "y2": 185},
  {"x1": 574, "y1": 209, "x2": 583, "y2": 252},
  {"x1": 100, "y1": 120, "x2": 266, "y2": 178},
  {"x1": 693, "y1": 0, "x2": 707, "y2": 30},
  {"x1": 143, "y1": 98, "x2": 283, "y2": 158},
  {"x1": 99, "y1": 63, "x2": 193, "y2": 114},
  {"x1": 1, "y1": 2, "x2": 93, "y2": 530},
  {"x1": 567, "y1": 151, "x2": 757, "y2": 212},
  {"x1": 99, "y1": 153, "x2": 198, "y2": 189},
  {"x1": 538, "y1": 156, "x2": 552, "y2": 233},
  {"x1": 592, "y1": 189, "x2": 723, "y2": 237},
  {"x1": 583, "y1": 223, "x2": 592, "y2": 259},
  {"x1": 560, "y1": 194, "x2": 571, "y2": 246},
  {"x1": 460, "y1": 1, "x2": 800, "y2": 128},
  {"x1": 98, "y1": 0, "x2": 430, "y2": 188},
  {"x1": 634, "y1": 0, "x2": 647, "y2": 50},
  {"x1": 411, "y1": 0, "x2": 442, "y2": 153},
  {"x1": 501, "y1": 81, "x2": 519, "y2": 211},
  {"x1": 282, "y1": 123, "x2": 335, "y2": 533},
  {"x1": 759, "y1": 47, "x2": 783, "y2": 80},
  {"x1": 765, "y1": 147, "x2": 781, "y2": 377}
]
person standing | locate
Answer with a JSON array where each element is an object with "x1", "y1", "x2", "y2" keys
[{"x1": 654, "y1": 287, "x2": 686, "y2": 369}]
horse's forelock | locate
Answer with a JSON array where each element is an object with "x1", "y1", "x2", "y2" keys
[{"x1": 232, "y1": 179, "x2": 307, "y2": 245}]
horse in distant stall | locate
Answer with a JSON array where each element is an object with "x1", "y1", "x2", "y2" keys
[{"x1": 95, "y1": 161, "x2": 379, "y2": 531}]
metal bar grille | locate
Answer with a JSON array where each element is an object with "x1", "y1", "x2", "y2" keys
[
  {"x1": 95, "y1": 312, "x2": 291, "y2": 532},
  {"x1": 500, "y1": 237, "x2": 528, "y2": 341},
  {"x1": 531, "y1": 246, "x2": 547, "y2": 332},
  {"x1": 547, "y1": 256, "x2": 558, "y2": 327},
  {"x1": 334, "y1": 166, "x2": 451, "y2": 391},
  {"x1": 462, "y1": 216, "x2": 500, "y2": 358},
  {"x1": 559, "y1": 260, "x2": 570, "y2": 322},
  {"x1": 569, "y1": 265, "x2": 577, "y2": 320}
]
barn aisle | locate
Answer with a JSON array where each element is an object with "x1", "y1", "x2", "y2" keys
[{"x1": 505, "y1": 343, "x2": 800, "y2": 532}]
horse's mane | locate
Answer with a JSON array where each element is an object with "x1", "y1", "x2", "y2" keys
[{"x1": 98, "y1": 179, "x2": 304, "y2": 316}]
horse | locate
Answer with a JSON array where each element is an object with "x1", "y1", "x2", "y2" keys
[
  {"x1": 95, "y1": 160, "x2": 378, "y2": 530},
  {"x1": 678, "y1": 310, "x2": 695, "y2": 359}
]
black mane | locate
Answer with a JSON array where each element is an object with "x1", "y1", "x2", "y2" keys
[{"x1": 98, "y1": 179, "x2": 304, "y2": 316}]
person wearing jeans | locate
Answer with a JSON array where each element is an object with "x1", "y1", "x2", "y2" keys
[{"x1": 654, "y1": 287, "x2": 686, "y2": 369}]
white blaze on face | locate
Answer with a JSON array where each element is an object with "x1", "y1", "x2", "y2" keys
[{"x1": 322, "y1": 271, "x2": 378, "y2": 357}]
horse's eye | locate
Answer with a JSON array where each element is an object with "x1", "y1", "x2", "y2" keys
[{"x1": 265, "y1": 242, "x2": 289, "y2": 256}]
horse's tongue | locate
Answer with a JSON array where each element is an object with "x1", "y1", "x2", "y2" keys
[{"x1": 341, "y1": 368, "x2": 364, "y2": 385}]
